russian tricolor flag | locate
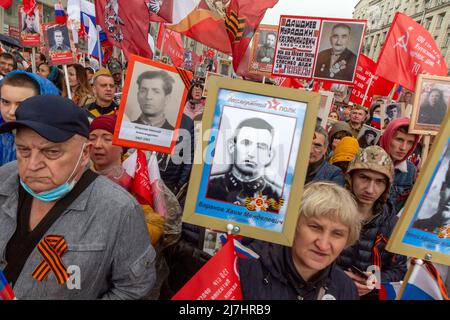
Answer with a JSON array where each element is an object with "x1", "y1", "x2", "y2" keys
[
  {"x1": 371, "y1": 113, "x2": 381, "y2": 130},
  {"x1": 379, "y1": 282, "x2": 402, "y2": 300},
  {"x1": 0, "y1": 270, "x2": 15, "y2": 300},
  {"x1": 400, "y1": 260, "x2": 449, "y2": 300},
  {"x1": 54, "y1": 2, "x2": 67, "y2": 24}
]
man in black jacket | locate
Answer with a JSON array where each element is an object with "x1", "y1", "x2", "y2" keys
[
  {"x1": 238, "y1": 182, "x2": 361, "y2": 300},
  {"x1": 337, "y1": 146, "x2": 407, "y2": 299}
]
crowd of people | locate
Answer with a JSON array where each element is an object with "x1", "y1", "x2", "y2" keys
[{"x1": 0, "y1": 48, "x2": 447, "y2": 301}]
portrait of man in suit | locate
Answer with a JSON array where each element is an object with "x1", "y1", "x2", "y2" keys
[
  {"x1": 314, "y1": 23, "x2": 358, "y2": 81},
  {"x1": 49, "y1": 28, "x2": 71, "y2": 52}
]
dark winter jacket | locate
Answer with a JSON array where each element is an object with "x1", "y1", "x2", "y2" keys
[
  {"x1": 238, "y1": 241, "x2": 359, "y2": 300},
  {"x1": 336, "y1": 204, "x2": 407, "y2": 289},
  {"x1": 389, "y1": 160, "x2": 417, "y2": 215},
  {"x1": 306, "y1": 157, "x2": 345, "y2": 186}
]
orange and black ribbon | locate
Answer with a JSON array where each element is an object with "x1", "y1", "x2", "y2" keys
[
  {"x1": 371, "y1": 234, "x2": 389, "y2": 268},
  {"x1": 422, "y1": 260, "x2": 449, "y2": 300},
  {"x1": 175, "y1": 67, "x2": 193, "y2": 91},
  {"x1": 32, "y1": 235, "x2": 69, "y2": 285}
]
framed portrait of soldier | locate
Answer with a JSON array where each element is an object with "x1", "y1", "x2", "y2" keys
[
  {"x1": 381, "y1": 102, "x2": 404, "y2": 130},
  {"x1": 409, "y1": 74, "x2": 450, "y2": 136},
  {"x1": 357, "y1": 125, "x2": 381, "y2": 148},
  {"x1": 18, "y1": 4, "x2": 43, "y2": 47},
  {"x1": 313, "y1": 20, "x2": 365, "y2": 84},
  {"x1": 387, "y1": 112, "x2": 450, "y2": 266},
  {"x1": 183, "y1": 75, "x2": 321, "y2": 246},
  {"x1": 113, "y1": 54, "x2": 190, "y2": 154},
  {"x1": 318, "y1": 90, "x2": 334, "y2": 128},
  {"x1": 43, "y1": 23, "x2": 74, "y2": 65},
  {"x1": 249, "y1": 25, "x2": 278, "y2": 76}
]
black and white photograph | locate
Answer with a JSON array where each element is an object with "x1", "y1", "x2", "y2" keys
[
  {"x1": 382, "y1": 102, "x2": 404, "y2": 129},
  {"x1": 21, "y1": 6, "x2": 40, "y2": 34},
  {"x1": 412, "y1": 143, "x2": 450, "y2": 235},
  {"x1": 47, "y1": 25, "x2": 71, "y2": 53},
  {"x1": 114, "y1": 55, "x2": 188, "y2": 154},
  {"x1": 218, "y1": 59, "x2": 232, "y2": 77},
  {"x1": 357, "y1": 124, "x2": 381, "y2": 148},
  {"x1": 256, "y1": 31, "x2": 276, "y2": 64},
  {"x1": 205, "y1": 106, "x2": 296, "y2": 212},
  {"x1": 410, "y1": 75, "x2": 450, "y2": 135},
  {"x1": 330, "y1": 83, "x2": 352, "y2": 104},
  {"x1": 202, "y1": 229, "x2": 224, "y2": 256},
  {"x1": 313, "y1": 20, "x2": 365, "y2": 83}
]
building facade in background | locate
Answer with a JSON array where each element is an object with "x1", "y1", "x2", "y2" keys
[{"x1": 354, "y1": 0, "x2": 450, "y2": 73}]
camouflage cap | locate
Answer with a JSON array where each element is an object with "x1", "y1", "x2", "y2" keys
[
  {"x1": 352, "y1": 104, "x2": 369, "y2": 114},
  {"x1": 346, "y1": 145, "x2": 394, "y2": 184}
]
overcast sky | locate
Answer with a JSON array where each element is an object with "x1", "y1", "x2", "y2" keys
[{"x1": 262, "y1": 0, "x2": 360, "y2": 25}]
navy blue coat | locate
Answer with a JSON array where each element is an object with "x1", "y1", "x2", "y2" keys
[{"x1": 238, "y1": 241, "x2": 359, "y2": 300}]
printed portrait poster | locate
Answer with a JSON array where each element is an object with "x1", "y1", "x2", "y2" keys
[
  {"x1": 249, "y1": 25, "x2": 278, "y2": 76},
  {"x1": 402, "y1": 139, "x2": 450, "y2": 256},
  {"x1": 113, "y1": 55, "x2": 189, "y2": 154},
  {"x1": 195, "y1": 90, "x2": 306, "y2": 234},
  {"x1": 43, "y1": 23, "x2": 75, "y2": 65},
  {"x1": 410, "y1": 75, "x2": 450, "y2": 135},
  {"x1": 18, "y1": 4, "x2": 43, "y2": 47},
  {"x1": 273, "y1": 16, "x2": 366, "y2": 85}
]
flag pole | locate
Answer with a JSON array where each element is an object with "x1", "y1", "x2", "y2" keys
[
  {"x1": 63, "y1": 64, "x2": 72, "y2": 100},
  {"x1": 396, "y1": 259, "x2": 423, "y2": 300},
  {"x1": 159, "y1": 27, "x2": 166, "y2": 60},
  {"x1": 96, "y1": 25, "x2": 103, "y2": 68},
  {"x1": 361, "y1": 75, "x2": 374, "y2": 107},
  {"x1": 31, "y1": 47, "x2": 36, "y2": 74},
  {"x1": 121, "y1": 50, "x2": 125, "y2": 88},
  {"x1": 388, "y1": 83, "x2": 398, "y2": 102}
]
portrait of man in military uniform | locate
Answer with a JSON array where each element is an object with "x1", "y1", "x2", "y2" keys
[
  {"x1": 48, "y1": 27, "x2": 71, "y2": 53},
  {"x1": 206, "y1": 117, "x2": 282, "y2": 211}
]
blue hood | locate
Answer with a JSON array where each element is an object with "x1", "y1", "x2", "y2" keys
[{"x1": 3, "y1": 70, "x2": 60, "y2": 96}]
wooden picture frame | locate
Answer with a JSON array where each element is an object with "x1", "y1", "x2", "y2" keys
[
  {"x1": 386, "y1": 111, "x2": 450, "y2": 266},
  {"x1": 409, "y1": 74, "x2": 450, "y2": 136},
  {"x1": 183, "y1": 76, "x2": 321, "y2": 246},
  {"x1": 113, "y1": 54, "x2": 190, "y2": 154},
  {"x1": 248, "y1": 24, "x2": 278, "y2": 76}
]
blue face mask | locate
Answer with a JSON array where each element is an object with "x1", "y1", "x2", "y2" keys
[{"x1": 20, "y1": 143, "x2": 86, "y2": 202}]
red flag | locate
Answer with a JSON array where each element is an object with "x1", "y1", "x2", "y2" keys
[
  {"x1": 349, "y1": 54, "x2": 394, "y2": 107},
  {"x1": 156, "y1": 23, "x2": 165, "y2": 50},
  {"x1": 225, "y1": 0, "x2": 278, "y2": 72},
  {"x1": 131, "y1": 150, "x2": 153, "y2": 207},
  {"x1": 22, "y1": 0, "x2": 36, "y2": 15},
  {"x1": 376, "y1": 12, "x2": 448, "y2": 91},
  {"x1": 95, "y1": 0, "x2": 152, "y2": 59},
  {"x1": 147, "y1": 0, "x2": 174, "y2": 23},
  {"x1": 172, "y1": 238, "x2": 243, "y2": 300},
  {"x1": 163, "y1": 30, "x2": 184, "y2": 67},
  {"x1": 0, "y1": 0, "x2": 12, "y2": 10},
  {"x1": 273, "y1": 76, "x2": 304, "y2": 89}
]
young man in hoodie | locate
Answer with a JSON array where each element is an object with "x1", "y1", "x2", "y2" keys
[
  {"x1": 0, "y1": 70, "x2": 60, "y2": 166},
  {"x1": 379, "y1": 118, "x2": 421, "y2": 215},
  {"x1": 337, "y1": 146, "x2": 407, "y2": 299}
]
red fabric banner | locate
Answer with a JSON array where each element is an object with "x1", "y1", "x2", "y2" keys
[
  {"x1": 22, "y1": 0, "x2": 36, "y2": 15},
  {"x1": 0, "y1": 0, "x2": 12, "y2": 10},
  {"x1": 132, "y1": 150, "x2": 153, "y2": 207},
  {"x1": 147, "y1": 0, "x2": 174, "y2": 23},
  {"x1": 350, "y1": 54, "x2": 394, "y2": 107},
  {"x1": 376, "y1": 12, "x2": 448, "y2": 91},
  {"x1": 172, "y1": 238, "x2": 243, "y2": 300},
  {"x1": 95, "y1": 0, "x2": 152, "y2": 59},
  {"x1": 226, "y1": 0, "x2": 279, "y2": 72}
]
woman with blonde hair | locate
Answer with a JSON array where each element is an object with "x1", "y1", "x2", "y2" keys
[
  {"x1": 63, "y1": 63, "x2": 95, "y2": 107},
  {"x1": 238, "y1": 181, "x2": 362, "y2": 300}
]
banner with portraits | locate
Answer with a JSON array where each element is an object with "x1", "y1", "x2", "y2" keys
[
  {"x1": 272, "y1": 16, "x2": 366, "y2": 84},
  {"x1": 387, "y1": 111, "x2": 450, "y2": 266},
  {"x1": 248, "y1": 24, "x2": 279, "y2": 76},
  {"x1": 183, "y1": 76, "x2": 321, "y2": 246},
  {"x1": 409, "y1": 74, "x2": 450, "y2": 136},
  {"x1": 43, "y1": 23, "x2": 75, "y2": 65},
  {"x1": 113, "y1": 54, "x2": 190, "y2": 154},
  {"x1": 18, "y1": 4, "x2": 43, "y2": 47}
]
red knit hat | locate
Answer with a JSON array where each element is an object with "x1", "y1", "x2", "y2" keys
[{"x1": 89, "y1": 115, "x2": 117, "y2": 135}]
